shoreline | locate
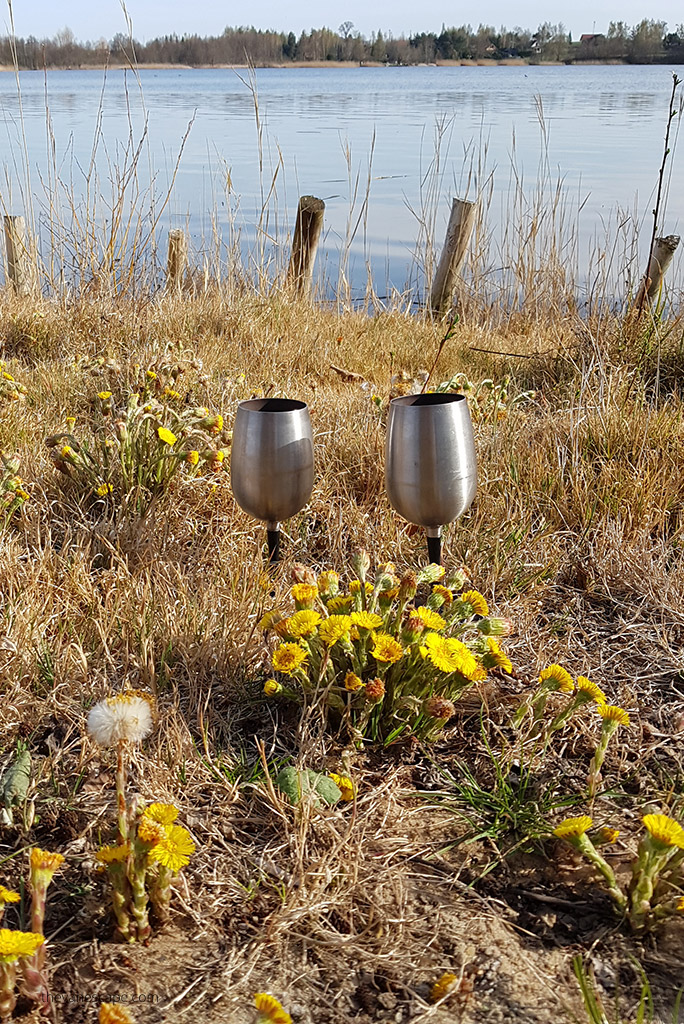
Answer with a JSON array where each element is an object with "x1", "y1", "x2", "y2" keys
[{"x1": 0, "y1": 58, "x2": 643, "y2": 72}]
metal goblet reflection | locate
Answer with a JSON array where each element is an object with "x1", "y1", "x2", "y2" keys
[
  {"x1": 385, "y1": 392, "x2": 477, "y2": 565},
  {"x1": 230, "y1": 398, "x2": 314, "y2": 562}
]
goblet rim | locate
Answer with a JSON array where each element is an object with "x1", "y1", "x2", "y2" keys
[
  {"x1": 389, "y1": 392, "x2": 467, "y2": 408},
  {"x1": 236, "y1": 397, "x2": 309, "y2": 413}
]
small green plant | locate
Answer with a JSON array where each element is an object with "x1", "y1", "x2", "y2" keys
[
  {"x1": 425, "y1": 729, "x2": 580, "y2": 862},
  {"x1": 46, "y1": 373, "x2": 228, "y2": 516},
  {"x1": 435, "y1": 372, "x2": 535, "y2": 423},
  {"x1": 275, "y1": 767, "x2": 342, "y2": 807},
  {"x1": 0, "y1": 454, "x2": 29, "y2": 527},
  {"x1": 260, "y1": 553, "x2": 514, "y2": 745},
  {"x1": 0, "y1": 363, "x2": 27, "y2": 404},
  {"x1": 573, "y1": 954, "x2": 683, "y2": 1024},
  {"x1": 0, "y1": 743, "x2": 31, "y2": 827},
  {"x1": 552, "y1": 813, "x2": 684, "y2": 932}
]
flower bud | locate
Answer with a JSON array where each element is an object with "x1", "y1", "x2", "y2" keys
[
  {"x1": 365, "y1": 678, "x2": 385, "y2": 702},
  {"x1": 291, "y1": 564, "x2": 317, "y2": 587},
  {"x1": 398, "y1": 572, "x2": 417, "y2": 603},
  {"x1": 351, "y1": 550, "x2": 371, "y2": 582},
  {"x1": 401, "y1": 614, "x2": 425, "y2": 644},
  {"x1": 423, "y1": 696, "x2": 456, "y2": 721},
  {"x1": 476, "y1": 617, "x2": 513, "y2": 637},
  {"x1": 317, "y1": 571, "x2": 340, "y2": 598},
  {"x1": 427, "y1": 592, "x2": 445, "y2": 611}
]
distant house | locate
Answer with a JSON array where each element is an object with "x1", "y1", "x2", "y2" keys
[{"x1": 580, "y1": 33, "x2": 605, "y2": 44}]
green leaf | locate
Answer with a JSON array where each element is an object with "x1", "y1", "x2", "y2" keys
[
  {"x1": 1, "y1": 747, "x2": 32, "y2": 823},
  {"x1": 275, "y1": 767, "x2": 341, "y2": 806}
]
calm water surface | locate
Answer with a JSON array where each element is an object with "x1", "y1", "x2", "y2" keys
[{"x1": 0, "y1": 65, "x2": 682, "y2": 298}]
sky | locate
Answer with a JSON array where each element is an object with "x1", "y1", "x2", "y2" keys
[{"x1": 4, "y1": 0, "x2": 684, "y2": 43}]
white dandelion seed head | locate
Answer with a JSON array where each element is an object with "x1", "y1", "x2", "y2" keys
[{"x1": 87, "y1": 693, "x2": 154, "y2": 746}]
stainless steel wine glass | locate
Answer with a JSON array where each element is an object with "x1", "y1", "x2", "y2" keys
[
  {"x1": 385, "y1": 393, "x2": 477, "y2": 564},
  {"x1": 230, "y1": 398, "x2": 314, "y2": 561}
]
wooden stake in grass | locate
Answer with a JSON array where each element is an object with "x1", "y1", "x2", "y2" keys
[
  {"x1": 634, "y1": 235, "x2": 681, "y2": 310},
  {"x1": 286, "y1": 196, "x2": 325, "y2": 299},
  {"x1": 3, "y1": 215, "x2": 36, "y2": 297},
  {"x1": 635, "y1": 73, "x2": 682, "y2": 317},
  {"x1": 166, "y1": 229, "x2": 188, "y2": 294},
  {"x1": 430, "y1": 197, "x2": 477, "y2": 315}
]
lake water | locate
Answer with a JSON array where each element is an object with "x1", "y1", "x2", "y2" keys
[{"x1": 0, "y1": 65, "x2": 682, "y2": 303}]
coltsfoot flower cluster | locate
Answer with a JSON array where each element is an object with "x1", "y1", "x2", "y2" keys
[
  {"x1": 1, "y1": 453, "x2": 30, "y2": 524},
  {"x1": 0, "y1": 846, "x2": 63, "y2": 1019},
  {"x1": 514, "y1": 664, "x2": 610, "y2": 741},
  {"x1": 260, "y1": 555, "x2": 513, "y2": 744},
  {"x1": 46, "y1": 375, "x2": 229, "y2": 515},
  {"x1": 552, "y1": 812, "x2": 684, "y2": 931},
  {"x1": 87, "y1": 692, "x2": 194, "y2": 942},
  {"x1": 95, "y1": 801, "x2": 195, "y2": 944}
]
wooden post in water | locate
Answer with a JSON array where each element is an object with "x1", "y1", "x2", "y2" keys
[
  {"x1": 286, "y1": 196, "x2": 325, "y2": 298},
  {"x1": 3, "y1": 216, "x2": 36, "y2": 296},
  {"x1": 635, "y1": 234, "x2": 681, "y2": 310},
  {"x1": 166, "y1": 229, "x2": 188, "y2": 293},
  {"x1": 430, "y1": 198, "x2": 477, "y2": 315}
]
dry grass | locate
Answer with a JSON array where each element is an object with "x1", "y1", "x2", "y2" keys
[{"x1": 1, "y1": 288, "x2": 684, "y2": 1023}]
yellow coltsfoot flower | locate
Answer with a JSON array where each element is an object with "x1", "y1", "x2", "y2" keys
[
  {"x1": 290, "y1": 583, "x2": 318, "y2": 608},
  {"x1": 371, "y1": 633, "x2": 404, "y2": 664},
  {"x1": 254, "y1": 993, "x2": 292, "y2": 1024},
  {"x1": 642, "y1": 814, "x2": 684, "y2": 850},
  {"x1": 344, "y1": 671, "x2": 364, "y2": 692},
  {"x1": 328, "y1": 773, "x2": 356, "y2": 801},
  {"x1": 99, "y1": 1002, "x2": 136, "y2": 1023},
  {"x1": 597, "y1": 704, "x2": 630, "y2": 727},
  {"x1": 157, "y1": 426, "x2": 177, "y2": 446},
  {"x1": 482, "y1": 637, "x2": 513, "y2": 674},
  {"x1": 282, "y1": 610, "x2": 321, "y2": 638},
  {"x1": 272, "y1": 643, "x2": 308, "y2": 674},
  {"x1": 148, "y1": 825, "x2": 195, "y2": 873},
  {"x1": 415, "y1": 606, "x2": 446, "y2": 632},
  {"x1": 142, "y1": 803, "x2": 179, "y2": 827},
  {"x1": 0, "y1": 888, "x2": 19, "y2": 907},
  {"x1": 0, "y1": 928, "x2": 45, "y2": 963},
  {"x1": 258, "y1": 610, "x2": 282, "y2": 632},
  {"x1": 552, "y1": 816, "x2": 593, "y2": 839},
  {"x1": 137, "y1": 818, "x2": 167, "y2": 847},
  {"x1": 458, "y1": 590, "x2": 489, "y2": 617},
  {"x1": 96, "y1": 843, "x2": 131, "y2": 865},
  {"x1": 539, "y1": 665, "x2": 574, "y2": 694},
  {"x1": 430, "y1": 971, "x2": 459, "y2": 1004},
  {"x1": 576, "y1": 676, "x2": 607, "y2": 705},
  {"x1": 350, "y1": 610, "x2": 383, "y2": 631},
  {"x1": 30, "y1": 849, "x2": 64, "y2": 887},
  {"x1": 318, "y1": 615, "x2": 353, "y2": 647}
]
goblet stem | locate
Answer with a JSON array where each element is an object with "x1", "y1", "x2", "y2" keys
[
  {"x1": 426, "y1": 527, "x2": 442, "y2": 566},
  {"x1": 266, "y1": 522, "x2": 281, "y2": 563}
]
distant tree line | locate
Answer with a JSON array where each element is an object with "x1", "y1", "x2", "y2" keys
[{"x1": 1, "y1": 19, "x2": 684, "y2": 69}]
